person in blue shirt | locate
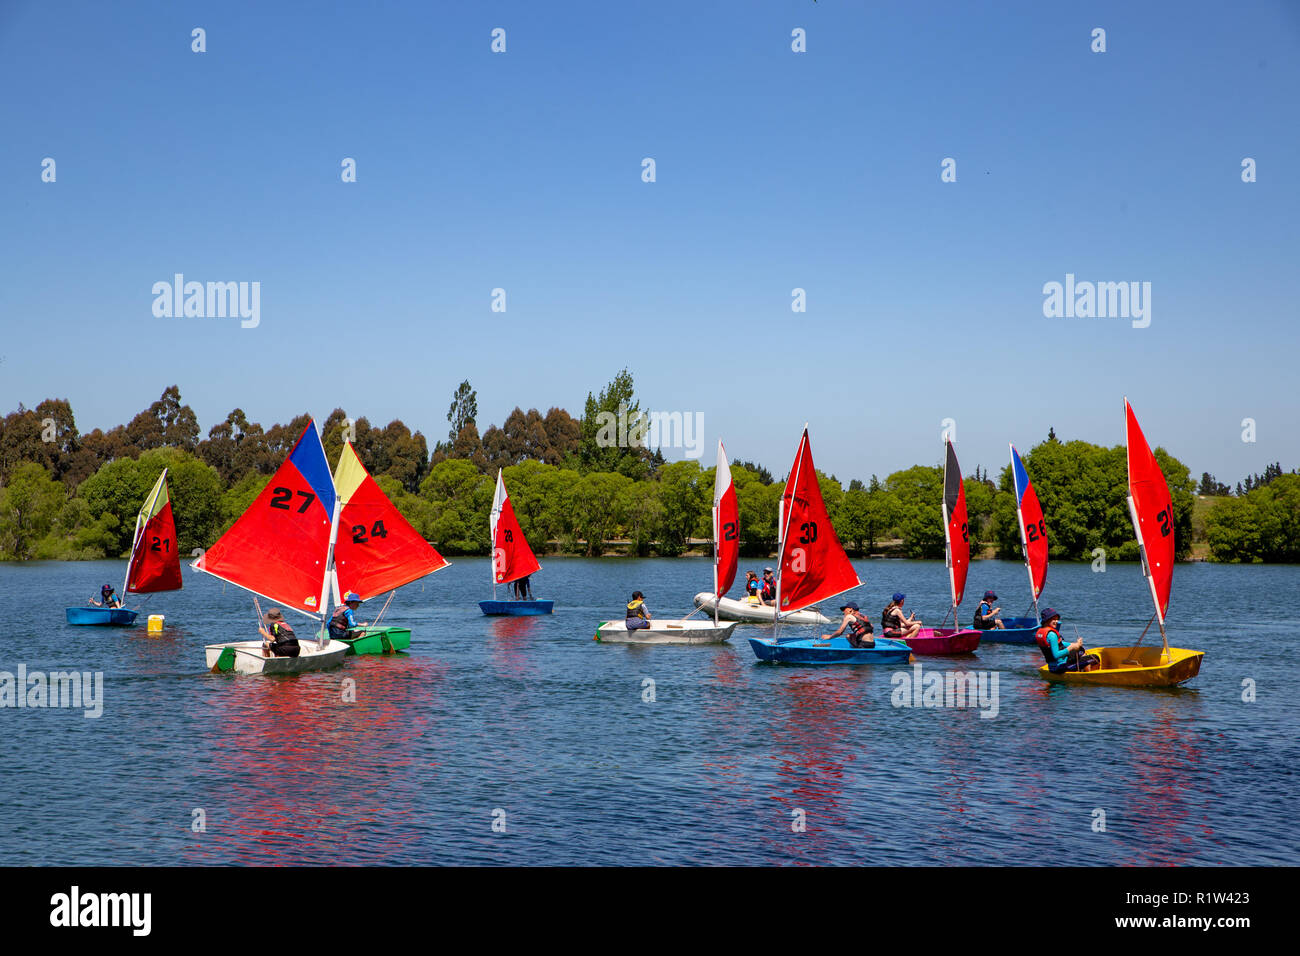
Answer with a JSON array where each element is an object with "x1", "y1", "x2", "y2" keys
[
  {"x1": 90, "y1": 584, "x2": 122, "y2": 609},
  {"x1": 972, "y1": 590, "x2": 1005, "y2": 629},
  {"x1": 329, "y1": 592, "x2": 368, "y2": 641},
  {"x1": 1035, "y1": 608, "x2": 1099, "y2": 673},
  {"x1": 625, "y1": 591, "x2": 652, "y2": 630}
]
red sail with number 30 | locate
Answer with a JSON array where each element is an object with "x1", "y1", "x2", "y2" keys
[{"x1": 777, "y1": 427, "x2": 861, "y2": 613}]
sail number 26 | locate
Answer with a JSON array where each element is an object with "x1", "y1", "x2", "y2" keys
[{"x1": 1156, "y1": 509, "x2": 1171, "y2": 536}]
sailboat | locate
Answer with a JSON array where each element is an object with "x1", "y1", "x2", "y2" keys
[
  {"x1": 693, "y1": 442, "x2": 830, "y2": 624},
  {"x1": 595, "y1": 441, "x2": 737, "y2": 645},
  {"x1": 331, "y1": 440, "x2": 450, "y2": 652},
  {"x1": 749, "y1": 426, "x2": 910, "y2": 664},
  {"x1": 1037, "y1": 400, "x2": 1204, "y2": 686},
  {"x1": 196, "y1": 420, "x2": 349, "y2": 674},
  {"x1": 901, "y1": 439, "x2": 982, "y2": 655},
  {"x1": 980, "y1": 443, "x2": 1048, "y2": 644},
  {"x1": 65, "y1": 469, "x2": 181, "y2": 626},
  {"x1": 479, "y1": 469, "x2": 552, "y2": 615}
]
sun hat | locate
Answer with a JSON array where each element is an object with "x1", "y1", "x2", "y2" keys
[
  {"x1": 344, "y1": 592, "x2": 362, "y2": 603},
  {"x1": 840, "y1": 601, "x2": 860, "y2": 611},
  {"x1": 984, "y1": 590, "x2": 997, "y2": 600},
  {"x1": 1041, "y1": 607, "x2": 1060, "y2": 622}
]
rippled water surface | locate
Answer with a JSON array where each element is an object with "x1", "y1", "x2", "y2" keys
[{"x1": 0, "y1": 557, "x2": 1294, "y2": 865}]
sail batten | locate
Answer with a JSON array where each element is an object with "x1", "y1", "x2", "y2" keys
[{"x1": 775, "y1": 427, "x2": 860, "y2": 615}]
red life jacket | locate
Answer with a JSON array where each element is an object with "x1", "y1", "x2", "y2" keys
[{"x1": 1035, "y1": 623, "x2": 1062, "y2": 665}]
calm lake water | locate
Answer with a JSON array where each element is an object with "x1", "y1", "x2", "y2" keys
[{"x1": 0, "y1": 557, "x2": 1294, "y2": 866}]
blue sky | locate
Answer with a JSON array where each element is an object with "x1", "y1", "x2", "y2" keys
[{"x1": 1, "y1": 0, "x2": 1296, "y2": 486}]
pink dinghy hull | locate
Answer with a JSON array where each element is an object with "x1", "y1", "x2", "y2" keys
[{"x1": 903, "y1": 627, "x2": 981, "y2": 655}]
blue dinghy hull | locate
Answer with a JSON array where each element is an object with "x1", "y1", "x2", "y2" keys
[
  {"x1": 65, "y1": 607, "x2": 139, "y2": 626},
  {"x1": 974, "y1": 615, "x2": 1039, "y2": 645},
  {"x1": 748, "y1": 635, "x2": 912, "y2": 665},
  {"x1": 479, "y1": 600, "x2": 554, "y2": 616}
]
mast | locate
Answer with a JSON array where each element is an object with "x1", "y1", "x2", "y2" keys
[
  {"x1": 1011, "y1": 444, "x2": 1040, "y2": 621},
  {"x1": 317, "y1": 496, "x2": 342, "y2": 647},
  {"x1": 490, "y1": 470, "x2": 503, "y2": 602},
  {"x1": 941, "y1": 444, "x2": 952, "y2": 625},
  {"x1": 772, "y1": 424, "x2": 808, "y2": 642},
  {"x1": 940, "y1": 442, "x2": 958, "y2": 627},
  {"x1": 711, "y1": 500, "x2": 719, "y2": 626}
]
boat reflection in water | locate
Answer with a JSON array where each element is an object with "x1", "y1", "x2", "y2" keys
[
  {"x1": 1120, "y1": 702, "x2": 1213, "y2": 867},
  {"x1": 761, "y1": 670, "x2": 867, "y2": 863},
  {"x1": 489, "y1": 614, "x2": 542, "y2": 676},
  {"x1": 184, "y1": 662, "x2": 443, "y2": 865}
]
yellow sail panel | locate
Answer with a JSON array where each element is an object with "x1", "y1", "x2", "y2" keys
[
  {"x1": 140, "y1": 470, "x2": 170, "y2": 521},
  {"x1": 333, "y1": 441, "x2": 369, "y2": 504}
]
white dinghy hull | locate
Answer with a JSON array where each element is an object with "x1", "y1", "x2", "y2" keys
[
  {"x1": 595, "y1": 619, "x2": 737, "y2": 645},
  {"x1": 693, "y1": 592, "x2": 831, "y2": 625},
  {"x1": 205, "y1": 639, "x2": 349, "y2": 675}
]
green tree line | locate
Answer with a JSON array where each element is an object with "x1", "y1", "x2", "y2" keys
[{"x1": 0, "y1": 377, "x2": 1293, "y2": 563}]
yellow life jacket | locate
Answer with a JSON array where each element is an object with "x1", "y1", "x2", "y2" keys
[{"x1": 626, "y1": 599, "x2": 648, "y2": 618}]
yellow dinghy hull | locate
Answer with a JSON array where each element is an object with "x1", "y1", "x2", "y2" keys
[{"x1": 1037, "y1": 645, "x2": 1203, "y2": 688}]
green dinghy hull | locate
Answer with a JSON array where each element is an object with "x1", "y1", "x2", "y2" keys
[{"x1": 339, "y1": 625, "x2": 412, "y2": 656}]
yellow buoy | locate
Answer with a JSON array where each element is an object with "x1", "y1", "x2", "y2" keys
[{"x1": 147, "y1": 614, "x2": 165, "y2": 634}]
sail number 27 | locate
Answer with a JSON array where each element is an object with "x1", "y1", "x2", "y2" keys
[{"x1": 269, "y1": 487, "x2": 316, "y2": 513}]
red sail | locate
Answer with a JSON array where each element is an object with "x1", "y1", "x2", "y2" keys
[
  {"x1": 1126, "y1": 400, "x2": 1174, "y2": 622},
  {"x1": 1010, "y1": 444, "x2": 1048, "y2": 601},
  {"x1": 194, "y1": 421, "x2": 338, "y2": 614},
  {"x1": 126, "y1": 501, "x2": 183, "y2": 593},
  {"x1": 776, "y1": 427, "x2": 861, "y2": 614},
  {"x1": 713, "y1": 441, "x2": 739, "y2": 598},
  {"x1": 334, "y1": 442, "x2": 449, "y2": 600},
  {"x1": 490, "y1": 470, "x2": 540, "y2": 585},
  {"x1": 943, "y1": 440, "x2": 969, "y2": 608}
]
